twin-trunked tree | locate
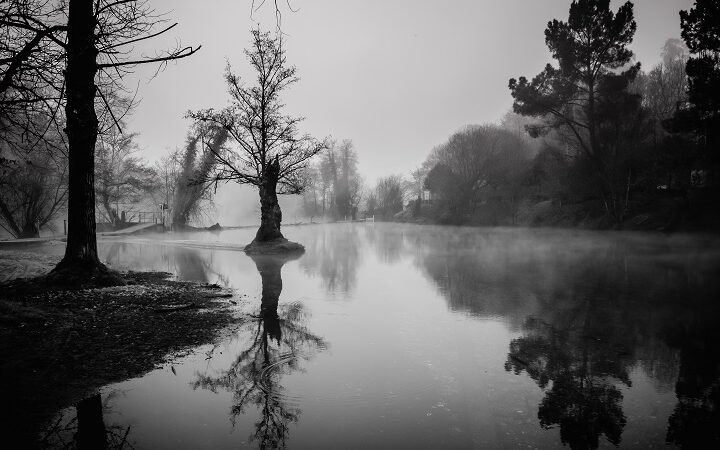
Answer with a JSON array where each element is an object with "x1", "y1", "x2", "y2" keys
[{"x1": 190, "y1": 30, "x2": 326, "y2": 253}]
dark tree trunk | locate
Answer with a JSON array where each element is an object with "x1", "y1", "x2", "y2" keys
[
  {"x1": 255, "y1": 255, "x2": 283, "y2": 343},
  {"x1": 75, "y1": 394, "x2": 107, "y2": 450},
  {"x1": 48, "y1": 0, "x2": 122, "y2": 285},
  {"x1": 256, "y1": 258, "x2": 282, "y2": 318},
  {"x1": 19, "y1": 222, "x2": 39, "y2": 239},
  {"x1": 254, "y1": 157, "x2": 284, "y2": 243},
  {"x1": 53, "y1": 0, "x2": 103, "y2": 273},
  {"x1": 250, "y1": 254, "x2": 296, "y2": 344}
]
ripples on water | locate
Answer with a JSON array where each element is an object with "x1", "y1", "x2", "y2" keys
[{"x1": 42, "y1": 224, "x2": 720, "y2": 449}]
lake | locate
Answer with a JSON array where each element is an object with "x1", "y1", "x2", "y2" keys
[{"x1": 42, "y1": 223, "x2": 720, "y2": 449}]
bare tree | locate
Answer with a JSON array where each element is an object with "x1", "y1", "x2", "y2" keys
[
  {"x1": 633, "y1": 39, "x2": 691, "y2": 190},
  {"x1": 190, "y1": 29, "x2": 325, "y2": 251},
  {"x1": 152, "y1": 151, "x2": 181, "y2": 212},
  {"x1": 0, "y1": 139, "x2": 67, "y2": 238},
  {"x1": 1, "y1": 0, "x2": 200, "y2": 282},
  {"x1": 95, "y1": 127, "x2": 156, "y2": 228},
  {"x1": 639, "y1": 39, "x2": 689, "y2": 133},
  {"x1": 334, "y1": 140, "x2": 361, "y2": 220},
  {"x1": 0, "y1": 0, "x2": 67, "y2": 158},
  {"x1": 405, "y1": 164, "x2": 432, "y2": 217},
  {"x1": 299, "y1": 164, "x2": 322, "y2": 220},
  {"x1": 363, "y1": 191, "x2": 378, "y2": 218},
  {"x1": 375, "y1": 175, "x2": 405, "y2": 220},
  {"x1": 319, "y1": 142, "x2": 339, "y2": 217},
  {"x1": 0, "y1": 80, "x2": 68, "y2": 238},
  {"x1": 419, "y1": 125, "x2": 532, "y2": 225},
  {"x1": 304, "y1": 139, "x2": 362, "y2": 221}
]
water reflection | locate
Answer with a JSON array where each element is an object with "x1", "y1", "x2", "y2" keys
[
  {"x1": 365, "y1": 224, "x2": 406, "y2": 264},
  {"x1": 40, "y1": 392, "x2": 133, "y2": 449},
  {"x1": 80, "y1": 224, "x2": 720, "y2": 449},
  {"x1": 498, "y1": 264, "x2": 636, "y2": 449},
  {"x1": 75, "y1": 394, "x2": 108, "y2": 449},
  {"x1": 299, "y1": 225, "x2": 362, "y2": 294},
  {"x1": 664, "y1": 319, "x2": 720, "y2": 448},
  {"x1": 505, "y1": 314, "x2": 630, "y2": 449},
  {"x1": 484, "y1": 235, "x2": 720, "y2": 449},
  {"x1": 174, "y1": 248, "x2": 211, "y2": 283},
  {"x1": 102, "y1": 242, "x2": 227, "y2": 285},
  {"x1": 192, "y1": 252, "x2": 327, "y2": 449}
]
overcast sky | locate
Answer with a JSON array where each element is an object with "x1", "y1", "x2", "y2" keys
[{"x1": 125, "y1": 0, "x2": 694, "y2": 224}]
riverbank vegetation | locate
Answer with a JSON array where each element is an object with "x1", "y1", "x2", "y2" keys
[{"x1": 356, "y1": 0, "x2": 720, "y2": 232}]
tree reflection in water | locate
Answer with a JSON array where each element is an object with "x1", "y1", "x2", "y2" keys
[
  {"x1": 174, "y1": 247, "x2": 211, "y2": 283},
  {"x1": 102, "y1": 243, "x2": 229, "y2": 285},
  {"x1": 404, "y1": 226, "x2": 720, "y2": 449},
  {"x1": 39, "y1": 392, "x2": 133, "y2": 449},
  {"x1": 95, "y1": 225, "x2": 720, "y2": 448},
  {"x1": 299, "y1": 224, "x2": 362, "y2": 294},
  {"x1": 664, "y1": 320, "x2": 720, "y2": 448},
  {"x1": 505, "y1": 310, "x2": 630, "y2": 450},
  {"x1": 499, "y1": 253, "x2": 640, "y2": 450},
  {"x1": 193, "y1": 252, "x2": 327, "y2": 449}
]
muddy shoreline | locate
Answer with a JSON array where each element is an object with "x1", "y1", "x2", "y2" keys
[{"x1": 0, "y1": 257, "x2": 244, "y2": 448}]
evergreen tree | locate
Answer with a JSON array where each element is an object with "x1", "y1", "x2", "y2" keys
[
  {"x1": 667, "y1": 0, "x2": 720, "y2": 181},
  {"x1": 509, "y1": 0, "x2": 642, "y2": 222}
]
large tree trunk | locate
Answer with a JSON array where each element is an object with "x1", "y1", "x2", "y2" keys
[
  {"x1": 254, "y1": 157, "x2": 284, "y2": 243},
  {"x1": 59, "y1": 0, "x2": 99, "y2": 268},
  {"x1": 75, "y1": 394, "x2": 107, "y2": 450},
  {"x1": 51, "y1": 0, "x2": 119, "y2": 284},
  {"x1": 19, "y1": 222, "x2": 39, "y2": 239}
]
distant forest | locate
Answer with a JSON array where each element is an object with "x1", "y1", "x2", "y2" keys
[{"x1": 308, "y1": 0, "x2": 719, "y2": 231}]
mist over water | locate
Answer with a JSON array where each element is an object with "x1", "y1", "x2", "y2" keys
[
  {"x1": 208, "y1": 184, "x2": 305, "y2": 228},
  {"x1": 44, "y1": 224, "x2": 720, "y2": 448}
]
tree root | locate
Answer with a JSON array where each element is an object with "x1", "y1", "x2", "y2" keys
[
  {"x1": 244, "y1": 237, "x2": 305, "y2": 255},
  {"x1": 46, "y1": 261, "x2": 127, "y2": 288}
]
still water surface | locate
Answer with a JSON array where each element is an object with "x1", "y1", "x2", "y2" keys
[{"x1": 46, "y1": 224, "x2": 720, "y2": 449}]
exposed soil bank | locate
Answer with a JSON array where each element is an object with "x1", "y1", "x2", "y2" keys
[
  {"x1": 0, "y1": 263, "x2": 242, "y2": 448},
  {"x1": 244, "y1": 237, "x2": 305, "y2": 255}
]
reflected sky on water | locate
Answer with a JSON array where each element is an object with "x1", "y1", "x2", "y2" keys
[{"x1": 45, "y1": 224, "x2": 720, "y2": 449}]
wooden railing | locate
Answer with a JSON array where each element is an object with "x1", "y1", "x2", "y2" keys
[{"x1": 136, "y1": 211, "x2": 160, "y2": 223}]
